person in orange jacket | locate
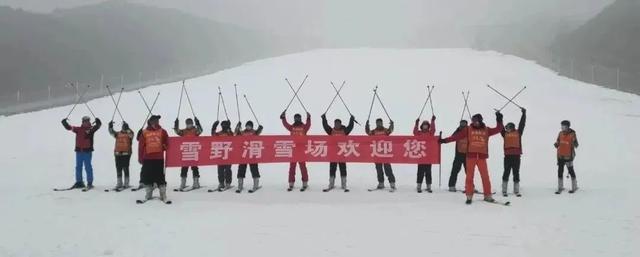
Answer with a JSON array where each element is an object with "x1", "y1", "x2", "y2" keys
[
  {"x1": 414, "y1": 115, "x2": 436, "y2": 193},
  {"x1": 174, "y1": 117, "x2": 203, "y2": 191},
  {"x1": 280, "y1": 111, "x2": 311, "y2": 191},
  {"x1": 440, "y1": 112, "x2": 504, "y2": 204},
  {"x1": 137, "y1": 115, "x2": 170, "y2": 203},
  {"x1": 108, "y1": 121, "x2": 134, "y2": 191},
  {"x1": 501, "y1": 108, "x2": 526, "y2": 197},
  {"x1": 554, "y1": 120, "x2": 579, "y2": 194},
  {"x1": 234, "y1": 120, "x2": 264, "y2": 193}
]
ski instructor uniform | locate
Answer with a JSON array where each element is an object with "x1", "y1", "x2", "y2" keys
[{"x1": 138, "y1": 115, "x2": 169, "y2": 202}]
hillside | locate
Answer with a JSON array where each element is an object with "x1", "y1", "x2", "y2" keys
[
  {"x1": 0, "y1": 1, "x2": 280, "y2": 107},
  {"x1": 0, "y1": 49, "x2": 638, "y2": 257}
]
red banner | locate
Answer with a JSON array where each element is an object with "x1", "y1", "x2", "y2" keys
[{"x1": 165, "y1": 135, "x2": 441, "y2": 167}]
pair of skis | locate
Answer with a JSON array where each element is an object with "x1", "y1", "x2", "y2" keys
[
  {"x1": 288, "y1": 186, "x2": 309, "y2": 192},
  {"x1": 555, "y1": 188, "x2": 578, "y2": 194},
  {"x1": 53, "y1": 185, "x2": 94, "y2": 192},
  {"x1": 104, "y1": 186, "x2": 131, "y2": 192},
  {"x1": 136, "y1": 198, "x2": 172, "y2": 205},
  {"x1": 208, "y1": 185, "x2": 235, "y2": 193},
  {"x1": 174, "y1": 186, "x2": 202, "y2": 192},
  {"x1": 322, "y1": 186, "x2": 350, "y2": 193},
  {"x1": 368, "y1": 187, "x2": 396, "y2": 193},
  {"x1": 236, "y1": 186, "x2": 262, "y2": 193}
]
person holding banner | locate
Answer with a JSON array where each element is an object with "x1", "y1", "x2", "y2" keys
[
  {"x1": 447, "y1": 120, "x2": 468, "y2": 192},
  {"x1": 235, "y1": 121, "x2": 264, "y2": 193},
  {"x1": 174, "y1": 117, "x2": 203, "y2": 191},
  {"x1": 414, "y1": 115, "x2": 436, "y2": 193},
  {"x1": 441, "y1": 112, "x2": 503, "y2": 204},
  {"x1": 280, "y1": 111, "x2": 311, "y2": 192},
  {"x1": 366, "y1": 118, "x2": 396, "y2": 191},
  {"x1": 211, "y1": 120, "x2": 236, "y2": 191},
  {"x1": 501, "y1": 108, "x2": 526, "y2": 197},
  {"x1": 61, "y1": 116, "x2": 102, "y2": 190},
  {"x1": 108, "y1": 121, "x2": 134, "y2": 191},
  {"x1": 137, "y1": 115, "x2": 170, "y2": 204},
  {"x1": 321, "y1": 114, "x2": 355, "y2": 192}
]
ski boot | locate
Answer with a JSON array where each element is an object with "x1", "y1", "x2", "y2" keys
[
  {"x1": 287, "y1": 182, "x2": 294, "y2": 192},
  {"x1": 426, "y1": 184, "x2": 432, "y2": 193},
  {"x1": 236, "y1": 178, "x2": 244, "y2": 193},
  {"x1": 416, "y1": 184, "x2": 423, "y2": 193},
  {"x1": 514, "y1": 182, "x2": 521, "y2": 197},
  {"x1": 484, "y1": 196, "x2": 496, "y2": 203},
  {"x1": 179, "y1": 177, "x2": 187, "y2": 191},
  {"x1": 249, "y1": 178, "x2": 261, "y2": 193},
  {"x1": 389, "y1": 183, "x2": 397, "y2": 192},
  {"x1": 116, "y1": 177, "x2": 124, "y2": 190},
  {"x1": 124, "y1": 176, "x2": 130, "y2": 188},
  {"x1": 502, "y1": 181, "x2": 508, "y2": 197},
  {"x1": 448, "y1": 186, "x2": 457, "y2": 192},
  {"x1": 555, "y1": 178, "x2": 564, "y2": 194},
  {"x1": 144, "y1": 185, "x2": 154, "y2": 200},
  {"x1": 569, "y1": 178, "x2": 578, "y2": 193},
  {"x1": 300, "y1": 181, "x2": 309, "y2": 192},
  {"x1": 192, "y1": 177, "x2": 200, "y2": 189},
  {"x1": 72, "y1": 182, "x2": 86, "y2": 189}
]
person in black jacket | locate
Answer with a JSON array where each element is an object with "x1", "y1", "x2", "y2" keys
[
  {"x1": 321, "y1": 114, "x2": 355, "y2": 191},
  {"x1": 500, "y1": 108, "x2": 526, "y2": 197},
  {"x1": 447, "y1": 120, "x2": 468, "y2": 192}
]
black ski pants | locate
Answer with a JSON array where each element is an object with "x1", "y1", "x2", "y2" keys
[
  {"x1": 115, "y1": 155, "x2": 131, "y2": 178},
  {"x1": 180, "y1": 166, "x2": 200, "y2": 178},
  {"x1": 502, "y1": 155, "x2": 521, "y2": 183},
  {"x1": 329, "y1": 162, "x2": 347, "y2": 177},
  {"x1": 448, "y1": 152, "x2": 466, "y2": 187},
  {"x1": 417, "y1": 164, "x2": 432, "y2": 184},
  {"x1": 557, "y1": 159, "x2": 576, "y2": 179},
  {"x1": 237, "y1": 164, "x2": 260, "y2": 178},
  {"x1": 375, "y1": 163, "x2": 395, "y2": 183},
  {"x1": 218, "y1": 165, "x2": 233, "y2": 185}
]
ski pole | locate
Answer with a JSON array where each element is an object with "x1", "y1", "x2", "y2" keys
[
  {"x1": 65, "y1": 84, "x2": 90, "y2": 119},
  {"x1": 439, "y1": 131, "x2": 442, "y2": 189},
  {"x1": 497, "y1": 86, "x2": 527, "y2": 111},
  {"x1": 330, "y1": 81, "x2": 360, "y2": 125},
  {"x1": 84, "y1": 102, "x2": 97, "y2": 120},
  {"x1": 374, "y1": 89, "x2": 392, "y2": 121},
  {"x1": 216, "y1": 93, "x2": 221, "y2": 121},
  {"x1": 283, "y1": 75, "x2": 309, "y2": 112},
  {"x1": 487, "y1": 84, "x2": 524, "y2": 109},
  {"x1": 106, "y1": 86, "x2": 125, "y2": 121},
  {"x1": 366, "y1": 86, "x2": 378, "y2": 122},
  {"x1": 324, "y1": 81, "x2": 346, "y2": 114},
  {"x1": 428, "y1": 85, "x2": 435, "y2": 116},
  {"x1": 140, "y1": 92, "x2": 160, "y2": 131},
  {"x1": 244, "y1": 94, "x2": 260, "y2": 126},
  {"x1": 418, "y1": 86, "x2": 434, "y2": 119},
  {"x1": 183, "y1": 81, "x2": 196, "y2": 118},
  {"x1": 137, "y1": 91, "x2": 152, "y2": 113},
  {"x1": 461, "y1": 91, "x2": 472, "y2": 120},
  {"x1": 176, "y1": 82, "x2": 185, "y2": 119},
  {"x1": 285, "y1": 78, "x2": 309, "y2": 113},
  {"x1": 234, "y1": 84, "x2": 241, "y2": 122},
  {"x1": 218, "y1": 87, "x2": 230, "y2": 120}
]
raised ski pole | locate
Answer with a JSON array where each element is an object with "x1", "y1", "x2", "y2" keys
[
  {"x1": 283, "y1": 75, "x2": 309, "y2": 112},
  {"x1": 183, "y1": 81, "x2": 196, "y2": 117},
  {"x1": 234, "y1": 84, "x2": 241, "y2": 122},
  {"x1": 140, "y1": 92, "x2": 160, "y2": 130},
  {"x1": 176, "y1": 82, "x2": 185, "y2": 119},
  {"x1": 244, "y1": 94, "x2": 261, "y2": 126},
  {"x1": 374, "y1": 89, "x2": 392, "y2": 120},
  {"x1": 366, "y1": 86, "x2": 378, "y2": 122},
  {"x1": 439, "y1": 131, "x2": 443, "y2": 189},
  {"x1": 487, "y1": 84, "x2": 524, "y2": 109},
  {"x1": 331, "y1": 81, "x2": 360, "y2": 125},
  {"x1": 106, "y1": 86, "x2": 125, "y2": 121},
  {"x1": 460, "y1": 91, "x2": 472, "y2": 120},
  {"x1": 324, "y1": 81, "x2": 346, "y2": 114},
  {"x1": 218, "y1": 87, "x2": 230, "y2": 120},
  {"x1": 137, "y1": 91, "x2": 152, "y2": 113},
  {"x1": 216, "y1": 93, "x2": 221, "y2": 121},
  {"x1": 497, "y1": 86, "x2": 527, "y2": 111},
  {"x1": 65, "y1": 84, "x2": 90, "y2": 119},
  {"x1": 285, "y1": 78, "x2": 309, "y2": 113},
  {"x1": 418, "y1": 86, "x2": 434, "y2": 119},
  {"x1": 84, "y1": 101, "x2": 97, "y2": 120},
  {"x1": 428, "y1": 85, "x2": 435, "y2": 116}
]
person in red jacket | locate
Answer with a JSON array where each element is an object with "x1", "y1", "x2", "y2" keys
[
  {"x1": 501, "y1": 108, "x2": 526, "y2": 197},
  {"x1": 174, "y1": 117, "x2": 203, "y2": 191},
  {"x1": 138, "y1": 115, "x2": 170, "y2": 203},
  {"x1": 441, "y1": 112, "x2": 503, "y2": 204},
  {"x1": 212, "y1": 120, "x2": 236, "y2": 191},
  {"x1": 414, "y1": 115, "x2": 436, "y2": 193},
  {"x1": 62, "y1": 116, "x2": 102, "y2": 190},
  {"x1": 280, "y1": 111, "x2": 311, "y2": 191},
  {"x1": 365, "y1": 118, "x2": 396, "y2": 191},
  {"x1": 321, "y1": 114, "x2": 355, "y2": 191}
]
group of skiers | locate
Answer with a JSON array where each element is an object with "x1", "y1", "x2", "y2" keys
[{"x1": 61, "y1": 107, "x2": 580, "y2": 205}]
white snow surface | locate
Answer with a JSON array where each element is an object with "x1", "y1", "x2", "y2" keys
[{"x1": 1, "y1": 49, "x2": 638, "y2": 257}]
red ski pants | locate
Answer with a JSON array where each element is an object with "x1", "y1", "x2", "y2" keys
[
  {"x1": 288, "y1": 162, "x2": 308, "y2": 183},
  {"x1": 465, "y1": 158, "x2": 492, "y2": 197}
]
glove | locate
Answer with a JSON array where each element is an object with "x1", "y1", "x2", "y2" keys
[
  {"x1": 237, "y1": 121, "x2": 242, "y2": 127},
  {"x1": 350, "y1": 115, "x2": 355, "y2": 120},
  {"x1": 94, "y1": 118, "x2": 102, "y2": 125},
  {"x1": 521, "y1": 108, "x2": 527, "y2": 114},
  {"x1": 432, "y1": 115, "x2": 436, "y2": 121},
  {"x1": 306, "y1": 112, "x2": 311, "y2": 117},
  {"x1": 415, "y1": 118, "x2": 420, "y2": 124},
  {"x1": 365, "y1": 120, "x2": 370, "y2": 126},
  {"x1": 280, "y1": 111, "x2": 286, "y2": 119},
  {"x1": 109, "y1": 121, "x2": 114, "y2": 128},
  {"x1": 438, "y1": 138, "x2": 446, "y2": 144},
  {"x1": 389, "y1": 120, "x2": 394, "y2": 125},
  {"x1": 194, "y1": 117, "x2": 201, "y2": 126},
  {"x1": 554, "y1": 142, "x2": 559, "y2": 148},
  {"x1": 61, "y1": 118, "x2": 68, "y2": 123},
  {"x1": 213, "y1": 120, "x2": 220, "y2": 127},
  {"x1": 174, "y1": 119, "x2": 179, "y2": 127},
  {"x1": 257, "y1": 125, "x2": 264, "y2": 130},
  {"x1": 321, "y1": 113, "x2": 326, "y2": 119},
  {"x1": 495, "y1": 112, "x2": 503, "y2": 122}
]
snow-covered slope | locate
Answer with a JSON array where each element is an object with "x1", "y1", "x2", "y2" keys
[{"x1": 1, "y1": 49, "x2": 638, "y2": 257}]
